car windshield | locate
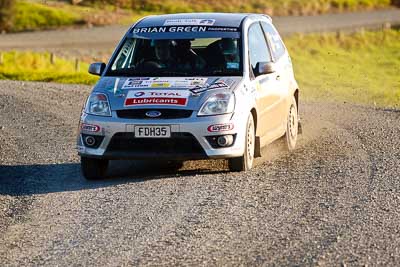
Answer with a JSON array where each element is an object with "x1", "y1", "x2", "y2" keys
[{"x1": 106, "y1": 36, "x2": 242, "y2": 77}]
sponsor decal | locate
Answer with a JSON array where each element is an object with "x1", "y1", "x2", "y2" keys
[
  {"x1": 81, "y1": 123, "x2": 100, "y2": 133},
  {"x1": 164, "y1": 19, "x2": 216, "y2": 26},
  {"x1": 129, "y1": 77, "x2": 151, "y2": 81},
  {"x1": 113, "y1": 77, "x2": 120, "y2": 94},
  {"x1": 125, "y1": 90, "x2": 190, "y2": 107},
  {"x1": 134, "y1": 91, "x2": 145, "y2": 97},
  {"x1": 266, "y1": 32, "x2": 282, "y2": 53},
  {"x1": 206, "y1": 27, "x2": 238, "y2": 32},
  {"x1": 151, "y1": 82, "x2": 171, "y2": 88},
  {"x1": 132, "y1": 26, "x2": 238, "y2": 34},
  {"x1": 190, "y1": 81, "x2": 230, "y2": 94},
  {"x1": 126, "y1": 98, "x2": 186, "y2": 106},
  {"x1": 122, "y1": 77, "x2": 207, "y2": 89},
  {"x1": 226, "y1": 62, "x2": 240, "y2": 69},
  {"x1": 132, "y1": 26, "x2": 207, "y2": 34},
  {"x1": 207, "y1": 123, "x2": 234, "y2": 132}
]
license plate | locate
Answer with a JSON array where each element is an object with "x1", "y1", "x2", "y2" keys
[{"x1": 134, "y1": 125, "x2": 171, "y2": 138}]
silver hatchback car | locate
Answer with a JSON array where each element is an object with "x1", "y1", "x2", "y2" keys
[{"x1": 77, "y1": 13, "x2": 300, "y2": 179}]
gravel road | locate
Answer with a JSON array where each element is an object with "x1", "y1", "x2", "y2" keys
[
  {"x1": 0, "y1": 80, "x2": 399, "y2": 265},
  {"x1": 0, "y1": 9, "x2": 399, "y2": 60}
]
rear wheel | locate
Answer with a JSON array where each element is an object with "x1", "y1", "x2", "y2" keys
[
  {"x1": 229, "y1": 113, "x2": 255, "y2": 172},
  {"x1": 81, "y1": 156, "x2": 109, "y2": 180},
  {"x1": 285, "y1": 97, "x2": 298, "y2": 151}
]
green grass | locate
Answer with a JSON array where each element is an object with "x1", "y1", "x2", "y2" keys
[
  {"x1": 0, "y1": 30, "x2": 399, "y2": 108},
  {"x1": 7, "y1": 0, "x2": 135, "y2": 32},
  {"x1": 12, "y1": 1, "x2": 81, "y2": 32},
  {"x1": 0, "y1": 51, "x2": 98, "y2": 84},
  {"x1": 126, "y1": 0, "x2": 393, "y2": 15},
  {"x1": 3, "y1": 0, "x2": 397, "y2": 32},
  {"x1": 285, "y1": 29, "x2": 400, "y2": 108}
]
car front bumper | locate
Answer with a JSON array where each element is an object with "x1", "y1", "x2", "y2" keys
[{"x1": 77, "y1": 110, "x2": 247, "y2": 160}]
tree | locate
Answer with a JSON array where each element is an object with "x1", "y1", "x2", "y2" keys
[
  {"x1": 392, "y1": 0, "x2": 400, "y2": 7},
  {"x1": 0, "y1": 0, "x2": 15, "y2": 32}
]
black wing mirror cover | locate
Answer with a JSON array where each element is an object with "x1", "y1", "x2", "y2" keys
[{"x1": 88, "y1": 62, "x2": 106, "y2": 76}]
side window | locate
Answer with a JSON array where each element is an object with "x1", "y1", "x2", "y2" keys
[
  {"x1": 248, "y1": 23, "x2": 272, "y2": 74},
  {"x1": 111, "y1": 38, "x2": 136, "y2": 70},
  {"x1": 261, "y1": 22, "x2": 286, "y2": 60}
]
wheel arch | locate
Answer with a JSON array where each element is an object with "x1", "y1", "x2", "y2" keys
[
  {"x1": 250, "y1": 108, "x2": 262, "y2": 158},
  {"x1": 293, "y1": 88, "x2": 302, "y2": 134},
  {"x1": 250, "y1": 108, "x2": 257, "y2": 131},
  {"x1": 294, "y1": 89, "x2": 299, "y2": 112}
]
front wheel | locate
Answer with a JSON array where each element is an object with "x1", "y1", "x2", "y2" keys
[
  {"x1": 158, "y1": 160, "x2": 184, "y2": 171},
  {"x1": 285, "y1": 97, "x2": 299, "y2": 151},
  {"x1": 81, "y1": 156, "x2": 109, "y2": 180},
  {"x1": 229, "y1": 113, "x2": 255, "y2": 172}
]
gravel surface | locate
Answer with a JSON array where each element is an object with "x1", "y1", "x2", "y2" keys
[
  {"x1": 0, "y1": 9, "x2": 399, "y2": 60},
  {"x1": 0, "y1": 80, "x2": 399, "y2": 266}
]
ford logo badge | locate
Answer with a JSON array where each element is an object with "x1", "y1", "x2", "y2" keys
[{"x1": 145, "y1": 111, "x2": 162, "y2": 118}]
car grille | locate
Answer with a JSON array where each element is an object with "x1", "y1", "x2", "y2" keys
[
  {"x1": 106, "y1": 132, "x2": 206, "y2": 158},
  {"x1": 116, "y1": 109, "x2": 193, "y2": 119}
]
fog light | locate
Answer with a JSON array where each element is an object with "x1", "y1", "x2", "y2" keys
[
  {"x1": 81, "y1": 134, "x2": 104, "y2": 149},
  {"x1": 217, "y1": 135, "x2": 234, "y2": 147},
  {"x1": 84, "y1": 136, "x2": 96, "y2": 147}
]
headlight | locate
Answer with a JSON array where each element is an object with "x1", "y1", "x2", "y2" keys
[
  {"x1": 84, "y1": 93, "x2": 111, "y2": 117},
  {"x1": 198, "y1": 92, "x2": 235, "y2": 116}
]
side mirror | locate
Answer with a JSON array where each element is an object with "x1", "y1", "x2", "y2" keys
[
  {"x1": 257, "y1": 62, "x2": 276, "y2": 76},
  {"x1": 88, "y1": 62, "x2": 106, "y2": 76}
]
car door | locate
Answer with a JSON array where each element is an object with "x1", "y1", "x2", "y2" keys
[
  {"x1": 261, "y1": 21, "x2": 292, "y2": 130},
  {"x1": 248, "y1": 22, "x2": 285, "y2": 144}
]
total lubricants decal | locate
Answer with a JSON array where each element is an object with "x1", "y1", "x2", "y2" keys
[
  {"x1": 124, "y1": 90, "x2": 190, "y2": 107},
  {"x1": 122, "y1": 77, "x2": 208, "y2": 89}
]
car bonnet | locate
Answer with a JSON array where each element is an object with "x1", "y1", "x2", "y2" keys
[{"x1": 93, "y1": 76, "x2": 243, "y2": 111}]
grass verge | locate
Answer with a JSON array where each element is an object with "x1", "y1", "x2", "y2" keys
[
  {"x1": 125, "y1": 0, "x2": 393, "y2": 16},
  {"x1": 0, "y1": 30, "x2": 398, "y2": 108},
  {"x1": 285, "y1": 29, "x2": 400, "y2": 108},
  {"x1": 4, "y1": 0, "x2": 398, "y2": 32},
  {"x1": 0, "y1": 52, "x2": 97, "y2": 85},
  {"x1": 12, "y1": 1, "x2": 81, "y2": 32},
  {"x1": 8, "y1": 0, "x2": 134, "y2": 32}
]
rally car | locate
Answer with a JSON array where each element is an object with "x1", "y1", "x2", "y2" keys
[{"x1": 77, "y1": 13, "x2": 300, "y2": 179}]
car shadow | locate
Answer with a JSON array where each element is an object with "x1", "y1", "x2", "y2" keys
[{"x1": 0, "y1": 160, "x2": 228, "y2": 197}]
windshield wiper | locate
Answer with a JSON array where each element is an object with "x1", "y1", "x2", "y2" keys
[
  {"x1": 106, "y1": 68, "x2": 160, "y2": 77},
  {"x1": 106, "y1": 68, "x2": 192, "y2": 77},
  {"x1": 202, "y1": 69, "x2": 241, "y2": 76},
  {"x1": 158, "y1": 70, "x2": 190, "y2": 76},
  {"x1": 107, "y1": 68, "x2": 240, "y2": 77}
]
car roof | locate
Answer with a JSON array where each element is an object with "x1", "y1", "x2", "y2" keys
[{"x1": 134, "y1": 13, "x2": 254, "y2": 28}]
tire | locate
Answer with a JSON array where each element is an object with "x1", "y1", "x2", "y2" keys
[
  {"x1": 169, "y1": 160, "x2": 184, "y2": 170},
  {"x1": 285, "y1": 97, "x2": 299, "y2": 151},
  {"x1": 81, "y1": 156, "x2": 109, "y2": 180},
  {"x1": 229, "y1": 113, "x2": 255, "y2": 172},
  {"x1": 159, "y1": 160, "x2": 184, "y2": 171}
]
